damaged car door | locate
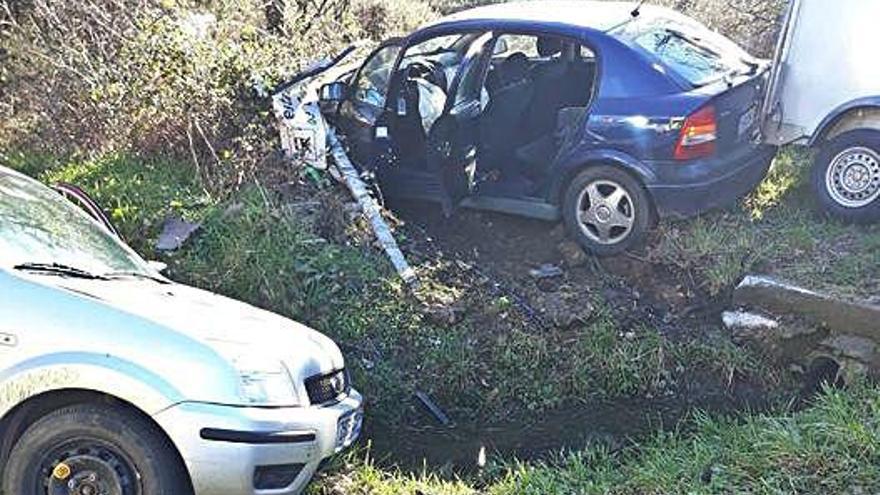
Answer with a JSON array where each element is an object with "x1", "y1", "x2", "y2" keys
[
  {"x1": 337, "y1": 40, "x2": 403, "y2": 164},
  {"x1": 379, "y1": 31, "x2": 494, "y2": 214}
]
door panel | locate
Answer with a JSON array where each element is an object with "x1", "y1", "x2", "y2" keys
[
  {"x1": 337, "y1": 41, "x2": 402, "y2": 165},
  {"x1": 430, "y1": 32, "x2": 494, "y2": 212}
]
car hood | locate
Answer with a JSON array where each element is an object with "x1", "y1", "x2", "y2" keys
[{"x1": 48, "y1": 276, "x2": 345, "y2": 379}]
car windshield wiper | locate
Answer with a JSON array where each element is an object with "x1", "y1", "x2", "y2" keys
[
  {"x1": 13, "y1": 262, "x2": 109, "y2": 280},
  {"x1": 104, "y1": 271, "x2": 170, "y2": 284}
]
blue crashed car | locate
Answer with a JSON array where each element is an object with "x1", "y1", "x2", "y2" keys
[{"x1": 319, "y1": 1, "x2": 776, "y2": 255}]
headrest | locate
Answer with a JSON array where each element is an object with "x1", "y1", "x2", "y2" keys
[
  {"x1": 501, "y1": 52, "x2": 529, "y2": 84},
  {"x1": 536, "y1": 36, "x2": 563, "y2": 57}
]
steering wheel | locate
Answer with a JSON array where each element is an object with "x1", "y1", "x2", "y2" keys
[{"x1": 406, "y1": 60, "x2": 448, "y2": 92}]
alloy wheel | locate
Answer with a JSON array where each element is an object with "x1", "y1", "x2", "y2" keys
[{"x1": 576, "y1": 179, "x2": 635, "y2": 245}]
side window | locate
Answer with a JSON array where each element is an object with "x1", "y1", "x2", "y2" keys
[
  {"x1": 493, "y1": 34, "x2": 541, "y2": 58},
  {"x1": 352, "y1": 44, "x2": 402, "y2": 108}
]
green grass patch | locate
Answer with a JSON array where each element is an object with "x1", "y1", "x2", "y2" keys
[
  {"x1": 2, "y1": 152, "x2": 213, "y2": 252},
  {"x1": 648, "y1": 148, "x2": 880, "y2": 298},
  {"x1": 316, "y1": 383, "x2": 880, "y2": 494}
]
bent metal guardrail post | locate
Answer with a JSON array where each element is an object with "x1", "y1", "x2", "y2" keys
[{"x1": 326, "y1": 128, "x2": 420, "y2": 290}]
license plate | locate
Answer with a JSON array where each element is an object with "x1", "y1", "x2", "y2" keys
[
  {"x1": 336, "y1": 408, "x2": 363, "y2": 449},
  {"x1": 738, "y1": 105, "x2": 757, "y2": 140}
]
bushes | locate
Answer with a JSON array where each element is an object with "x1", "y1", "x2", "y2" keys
[{"x1": 0, "y1": 0, "x2": 434, "y2": 193}]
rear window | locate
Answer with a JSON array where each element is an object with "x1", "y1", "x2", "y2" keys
[{"x1": 614, "y1": 17, "x2": 755, "y2": 87}]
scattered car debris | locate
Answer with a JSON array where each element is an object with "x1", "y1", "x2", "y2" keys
[
  {"x1": 529, "y1": 263, "x2": 564, "y2": 280},
  {"x1": 414, "y1": 390, "x2": 452, "y2": 427},
  {"x1": 155, "y1": 216, "x2": 201, "y2": 252}
]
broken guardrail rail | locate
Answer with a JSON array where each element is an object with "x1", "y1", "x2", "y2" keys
[{"x1": 271, "y1": 44, "x2": 419, "y2": 289}]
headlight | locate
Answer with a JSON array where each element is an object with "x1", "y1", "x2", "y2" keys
[{"x1": 233, "y1": 356, "x2": 299, "y2": 405}]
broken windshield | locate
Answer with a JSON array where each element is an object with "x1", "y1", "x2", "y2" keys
[
  {"x1": 613, "y1": 17, "x2": 755, "y2": 87},
  {"x1": 0, "y1": 170, "x2": 153, "y2": 277}
]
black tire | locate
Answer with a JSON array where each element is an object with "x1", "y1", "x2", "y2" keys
[
  {"x1": 3, "y1": 403, "x2": 192, "y2": 495},
  {"x1": 562, "y1": 165, "x2": 652, "y2": 256},
  {"x1": 811, "y1": 129, "x2": 880, "y2": 223}
]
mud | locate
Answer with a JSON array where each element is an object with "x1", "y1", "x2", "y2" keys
[
  {"x1": 364, "y1": 203, "x2": 776, "y2": 471},
  {"x1": 364, "y1": 386, "x2": 769, "y2": 473}
]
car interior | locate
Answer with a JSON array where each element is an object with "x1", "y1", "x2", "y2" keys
[
  {"x1": 383, "y1": 32, "x2": 597, "y2": 204},
  {"x1": 479, "y1": 34, "x2": 596, "y2": 198}
]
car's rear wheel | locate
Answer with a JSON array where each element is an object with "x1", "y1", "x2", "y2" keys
[
  {"x1": 812, "y1": 129, "x2": 880, "y2": 223},
  {"x1": 2, "y1": 403, "x2": 191, "y2": 495},
  {"x1": 562, "y1": 165, "x2": 652, "y2": 256}
]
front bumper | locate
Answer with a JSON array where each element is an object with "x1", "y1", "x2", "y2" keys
[
  {"x1": 647, "y1": 145, "x2": 777, "y2": 218},
  {"x1": 154, "y1": 390, "x2": 363, "y2": 495}
]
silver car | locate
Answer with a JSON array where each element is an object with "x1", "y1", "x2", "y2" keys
[{"x1": 0, "y1": 165, "x2": 363, "y2": 495}]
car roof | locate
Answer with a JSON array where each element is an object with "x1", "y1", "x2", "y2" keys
[{"x1": 426, "y1": 1, "x2": 681, "y2": 32}]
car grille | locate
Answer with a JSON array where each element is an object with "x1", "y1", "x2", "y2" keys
[{"x1": 305, "y1": 368, "x2": 349, "y2": 405}]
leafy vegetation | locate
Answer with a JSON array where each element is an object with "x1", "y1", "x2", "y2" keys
[{"x1": 3, "y1": 1, "x2": 878, "y2": 494}]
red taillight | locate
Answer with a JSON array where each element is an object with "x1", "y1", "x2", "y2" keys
[{"x1": 674, "y1": 105, "x2": 717, "y2": 161}]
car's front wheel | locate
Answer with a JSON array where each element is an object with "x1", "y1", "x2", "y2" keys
[
  {"x1": 562, "y1": 165, "x2": 652, "y2": 256},
  {"x1": 2, "y1": 403, "x2": 192, "y2": 495},
  {"x1": 812, "y1": 129, "x2": 880, "y2": 223}
]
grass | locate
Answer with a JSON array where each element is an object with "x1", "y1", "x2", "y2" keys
[
  {"x1": 647, "y1": 148, "x2": 880, "y2": 298},
  {"x1": 315, "y1": 382, "x2": 880, "y2": 494},
  {"x1": 6, "y1": 149, "x2": 878, "y2": 494},
  {"x1": 3, "y1": 151, "x2": 786, "y2": 427}
]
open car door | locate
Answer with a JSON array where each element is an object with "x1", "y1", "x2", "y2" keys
[
  {"x1": 336, "y1": 40, "x2": 404, "y2": 165},
  {"x1": 427, "y1": 32, "x2": 494, "y2": 214}
]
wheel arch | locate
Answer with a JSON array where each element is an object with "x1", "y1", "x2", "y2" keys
[
  {"x1": 0, "y1": 388, "x2": 194, "y2": 493},
  {"x1": 809, "y1": 98, "x2": 880, "y2": 147}
]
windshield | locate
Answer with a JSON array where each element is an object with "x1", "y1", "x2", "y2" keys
[
  {"x1": 0, "y1": 170, "x2": 151, "y2": 277},
  {"x1": 614, "y1": 17, "x2": 755, "y2": 87}
]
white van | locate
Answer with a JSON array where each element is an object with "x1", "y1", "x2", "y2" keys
[{"x1": 762, "y1": 0, "x2": 880, "y2": 222}]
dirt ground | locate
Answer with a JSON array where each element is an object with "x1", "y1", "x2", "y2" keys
[
  {"x1": 360, "y1": 201, "x2": 781, "y2": 470},
  {"x1": 394, "y1": 201, "x2": 726, "y2": 340}
]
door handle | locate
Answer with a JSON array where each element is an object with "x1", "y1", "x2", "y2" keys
[{"x1": 0, "y1": 333, "x2": 17, "y2": 347}]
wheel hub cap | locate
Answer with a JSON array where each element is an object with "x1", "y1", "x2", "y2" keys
[
  {"x1": 826, "y1": 146, "x2": 880, "y2": 208},
  {"x1": 595, "y1": 205, "x2": 612, "y2": 222},
  {"x1": 576, "y1": 179, "x2": 635, "y2": 245}
]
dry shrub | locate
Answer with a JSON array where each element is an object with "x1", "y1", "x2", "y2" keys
[{"x1": 0, "y1": 0, "x2": 434, "y2": 193}]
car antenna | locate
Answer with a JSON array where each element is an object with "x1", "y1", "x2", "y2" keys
[{"x1": 631, "y1": 0, "x2": 648, "y2": 18}]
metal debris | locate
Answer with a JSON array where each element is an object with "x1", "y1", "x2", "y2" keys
[
  {"x1": 414, "y1": 390, "x2": 452, "y2": 427},
  {"x1": 156, "y1": 216, "x2": 201, "y2": 252},
  {"x1": 529, "y1": 263, "x2": 564, "y2": 279}
]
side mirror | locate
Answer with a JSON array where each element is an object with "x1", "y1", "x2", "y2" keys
[{"x1": 319, "y1": 80, "x2": 348, "y2": 116}]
